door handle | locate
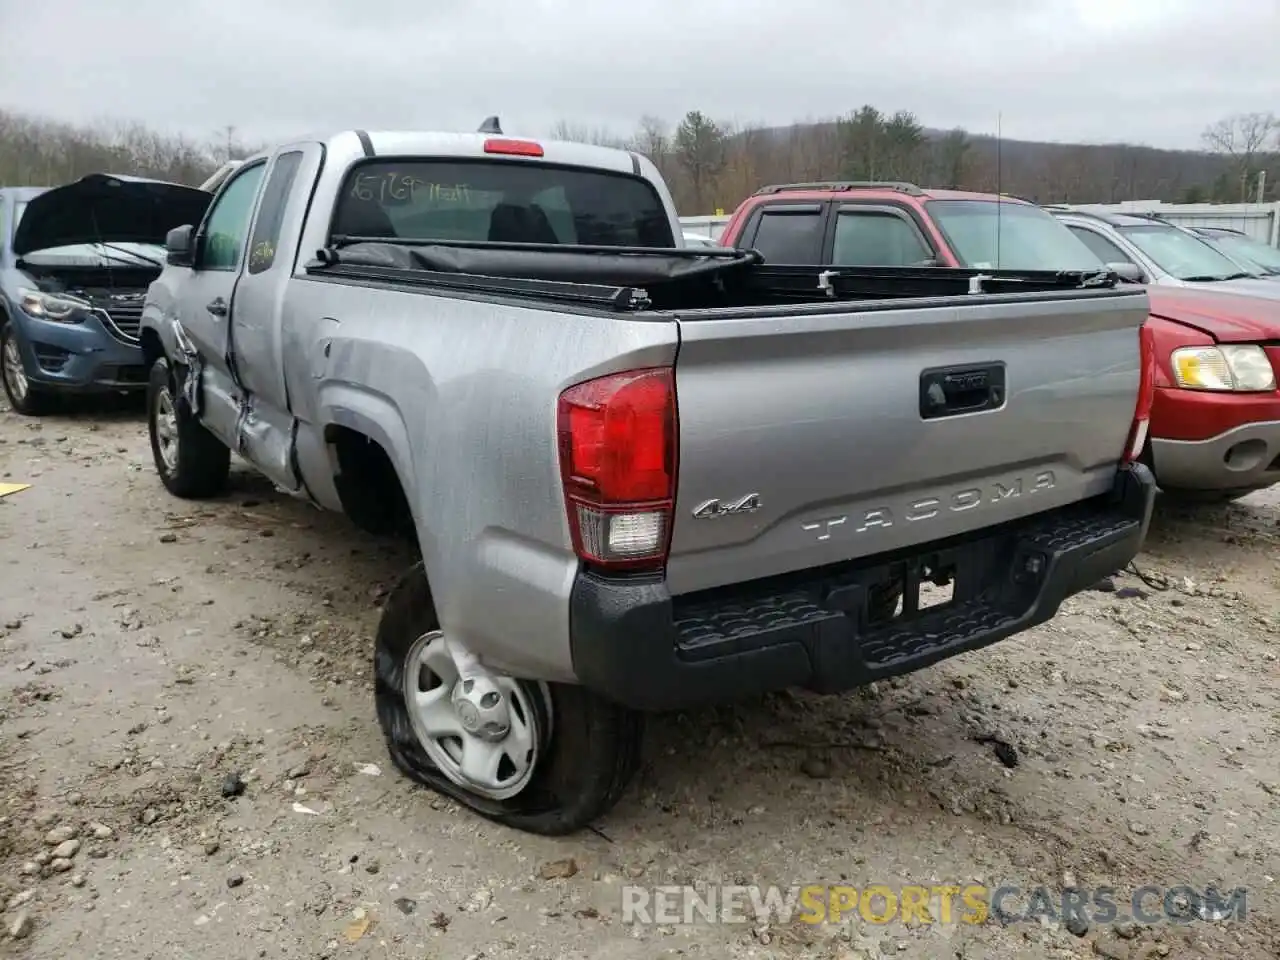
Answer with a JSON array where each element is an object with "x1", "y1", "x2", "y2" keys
[{"x1": 207, "y1": 297, "x2": 228, "y2": 317}]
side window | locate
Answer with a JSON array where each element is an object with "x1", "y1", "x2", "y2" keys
[
  {"x1": 200, "y1": 163, "x2": 267, "y2": 271},
  {"x1": 247, "y1": 152, "x2": 304, "y2": 274},
  {"x1": 749, "y1": 206, "x2": 824, "y2": 263},
  {"x1": 1068, "y1": 226, "x2": 1133, "y2": 264},
  {"x1": 832, "y1": 210, "x2": 933, "y2": 266}
]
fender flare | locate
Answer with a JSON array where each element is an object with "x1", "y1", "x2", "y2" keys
[{"x1": 315, "y1": 383, "x2": 419, "y2": 514}]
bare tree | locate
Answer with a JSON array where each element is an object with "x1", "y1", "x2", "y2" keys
[
  {"x1": 1202, "y1": 112, "x2": 1279, "y2": 200},
  {"x1": 0, "y1": 108, "x2": 228, "y2": 186},
  {"x1": 548, "y1": 120, "x2": 628, "y2": 149}
]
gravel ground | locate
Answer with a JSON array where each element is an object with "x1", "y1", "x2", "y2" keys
[{"x1": 0, "y1": 397, "x2": 1278, "y2": 960}]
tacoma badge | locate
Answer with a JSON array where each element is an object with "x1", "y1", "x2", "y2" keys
[{"x1": 692, "y1": 493, "x2": 761, "y2": 520}]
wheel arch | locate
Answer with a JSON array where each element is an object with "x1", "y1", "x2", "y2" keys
[
  {"x1": 139, "y1": 327, "x2": 166, "y2": 370},
  {"x1": 318, "y1": 389, "x2": 419, "y2": 545}
]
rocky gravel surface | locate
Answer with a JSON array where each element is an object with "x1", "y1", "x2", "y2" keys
[{"x1": 1, "y1": 397, "x2": 1278, "y2": 959}]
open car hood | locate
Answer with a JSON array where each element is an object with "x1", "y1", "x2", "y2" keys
[
  {"x1": 1147, "y1": 285, "x2": 1280, "y2": 343},
  {"x1": 12, "y1": 173, "x2": 211, "y2": 257}
]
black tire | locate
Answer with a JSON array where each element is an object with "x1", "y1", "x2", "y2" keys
[
  {"x1": 147, "y1": 357, "x2": 231, "y2": 499},
  {"x1": 0, "y1": 322, "x2": 54, "y2": 416},
  {"x1": 375, "y1": 561, "x2": 644, "y2": 835}
]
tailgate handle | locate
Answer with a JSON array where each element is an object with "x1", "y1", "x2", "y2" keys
[{"x1": 920, "y1": 363, "x2": 1005, "y2": 419}]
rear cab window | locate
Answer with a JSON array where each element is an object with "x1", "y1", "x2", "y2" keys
[{"x1": 331, "y1": 159, "x2": 674, "y2": 247}]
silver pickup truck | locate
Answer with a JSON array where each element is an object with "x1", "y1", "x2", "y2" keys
[{"x1": 139, "y1": 124, "x2": 1157, "y2": 835}]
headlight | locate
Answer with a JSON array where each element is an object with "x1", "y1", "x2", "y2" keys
[
  {"x1": 1171, "y1": 345, "x2": 1276, "y2": 392},
  {"x1": 18, "y1": 287, "x2": 92, "y2": 323}
]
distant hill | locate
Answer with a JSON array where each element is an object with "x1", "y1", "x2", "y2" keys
[{"x1": 731, "y1": 120, "x2": 1267, "y2": 205}]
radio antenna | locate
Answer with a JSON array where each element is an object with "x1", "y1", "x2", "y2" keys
[{"x1": 995, "y1": 112, "x2": 1003, "y2": 271}]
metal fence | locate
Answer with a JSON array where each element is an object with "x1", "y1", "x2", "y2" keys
[{"x1": 680, "y1": 203, "x2": 1280, "y2": 248}]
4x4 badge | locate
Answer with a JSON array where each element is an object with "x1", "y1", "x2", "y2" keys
[{"x1": 692, "y1": 493, "x2": 762, "y2": 520}]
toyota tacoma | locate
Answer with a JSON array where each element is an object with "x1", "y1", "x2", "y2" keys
[{"x1": 137, "y1": 126, "x2": 1157, "y2": 835}]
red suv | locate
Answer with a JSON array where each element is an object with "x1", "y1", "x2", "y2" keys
[
  {"x1": 717, "y1": 181, "x2": 1280, "y2": 502},
  {"x1": 715, "y1": 180, "x2": 1103, "y2": 273}
]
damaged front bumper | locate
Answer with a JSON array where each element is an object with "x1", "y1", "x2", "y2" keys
[{"x1": 12, "y1": 313, "x2": 147, "y2": 392}]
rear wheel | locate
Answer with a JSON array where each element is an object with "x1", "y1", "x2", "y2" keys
[
  {"x1": 147, "y1": 357, "x2": 231, "y2": 499},
  {"x1": 375, "y1": 562, "x2": 644, "y2": 835},
  {"x1": 1, "y1": 322, "x2": 53, "y2": 416}
]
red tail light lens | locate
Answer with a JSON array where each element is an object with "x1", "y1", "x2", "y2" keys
[
  {"x1": 557, "y1": 368, "x2": 677, "y2": 571},
  {"x1": 484, "y1": 138, "x2": 545, "y2": 158},
  {"x1": 1124, "y1": 323, "x2": 1156, "y2": 463}
]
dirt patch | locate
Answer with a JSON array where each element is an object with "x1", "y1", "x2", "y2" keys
[{"x1": 2, "y1": 402, "x2": 1279, "y2": 958}]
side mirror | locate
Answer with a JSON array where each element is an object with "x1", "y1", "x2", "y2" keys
[
  {"x1": 1108, "y1": 262, "x2": 1146, "y2": 284},
  {"x1": 166, "y1": 225, "x2": 195, "y2": 267}
]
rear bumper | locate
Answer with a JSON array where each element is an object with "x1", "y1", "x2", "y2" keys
[
  {"x1": 10, "y1": 312, "x2": 146, "y2": 392},
  {"x1": 1151, "y1": 420, "x2": 1280, "y2": 492},
  {"x1": 569, "y1": 463, "x2": 1156, "y2": 712}
]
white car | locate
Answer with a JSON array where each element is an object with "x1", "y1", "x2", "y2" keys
[{"x1": 682, "y1": 232, "x2": 720, "y2": 248}]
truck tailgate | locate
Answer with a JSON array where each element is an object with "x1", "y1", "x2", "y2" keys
[{"x1": 666, "y1": 289, "x2": 1149, "y2": 596}]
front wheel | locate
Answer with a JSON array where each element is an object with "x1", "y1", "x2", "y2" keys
[
  {"x1": 147, "y1": 357, "x2": 231, "y2": 499},
  {"x1": 375, "y1": 562, "x2": 644, "y2": 835},
  {"x1": 1, "y1": 322, "x2": 53, "y2": 416}
]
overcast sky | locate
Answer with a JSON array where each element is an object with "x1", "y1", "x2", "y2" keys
[{"x1": 1, "y1": 0, "x2": 1276, "y2": 151}]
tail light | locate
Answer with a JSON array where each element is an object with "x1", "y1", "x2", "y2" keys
[
  {"x1": 1124, "y1": 323, "x2": 1156, "y2": 463},
  {"x1": 557, "y1": 368, "x2": 677, "y2": 571}
]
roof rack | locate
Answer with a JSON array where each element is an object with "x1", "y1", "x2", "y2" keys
[
  {"x1": 1046, "y1": 207, "x2": 1124, "y2": 224},
  {"x1": 1047, "y1": 206, "x2": 1172, "y2": 226},
  {"x1": 753, "y1": 180, "x2": 925, "y2": 197}
]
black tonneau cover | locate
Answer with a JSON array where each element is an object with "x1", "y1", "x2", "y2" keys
[
  {"x1": 310, "y1": 238, "x2": 1120, "y2": 313},
  {"x1": 327, "y1": 240, "x2": 756, "y2": 286}
]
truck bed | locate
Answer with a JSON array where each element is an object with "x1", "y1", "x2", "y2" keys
[{"x1": 308, "y1": 241, "x2": 1149, "y2": 597}]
